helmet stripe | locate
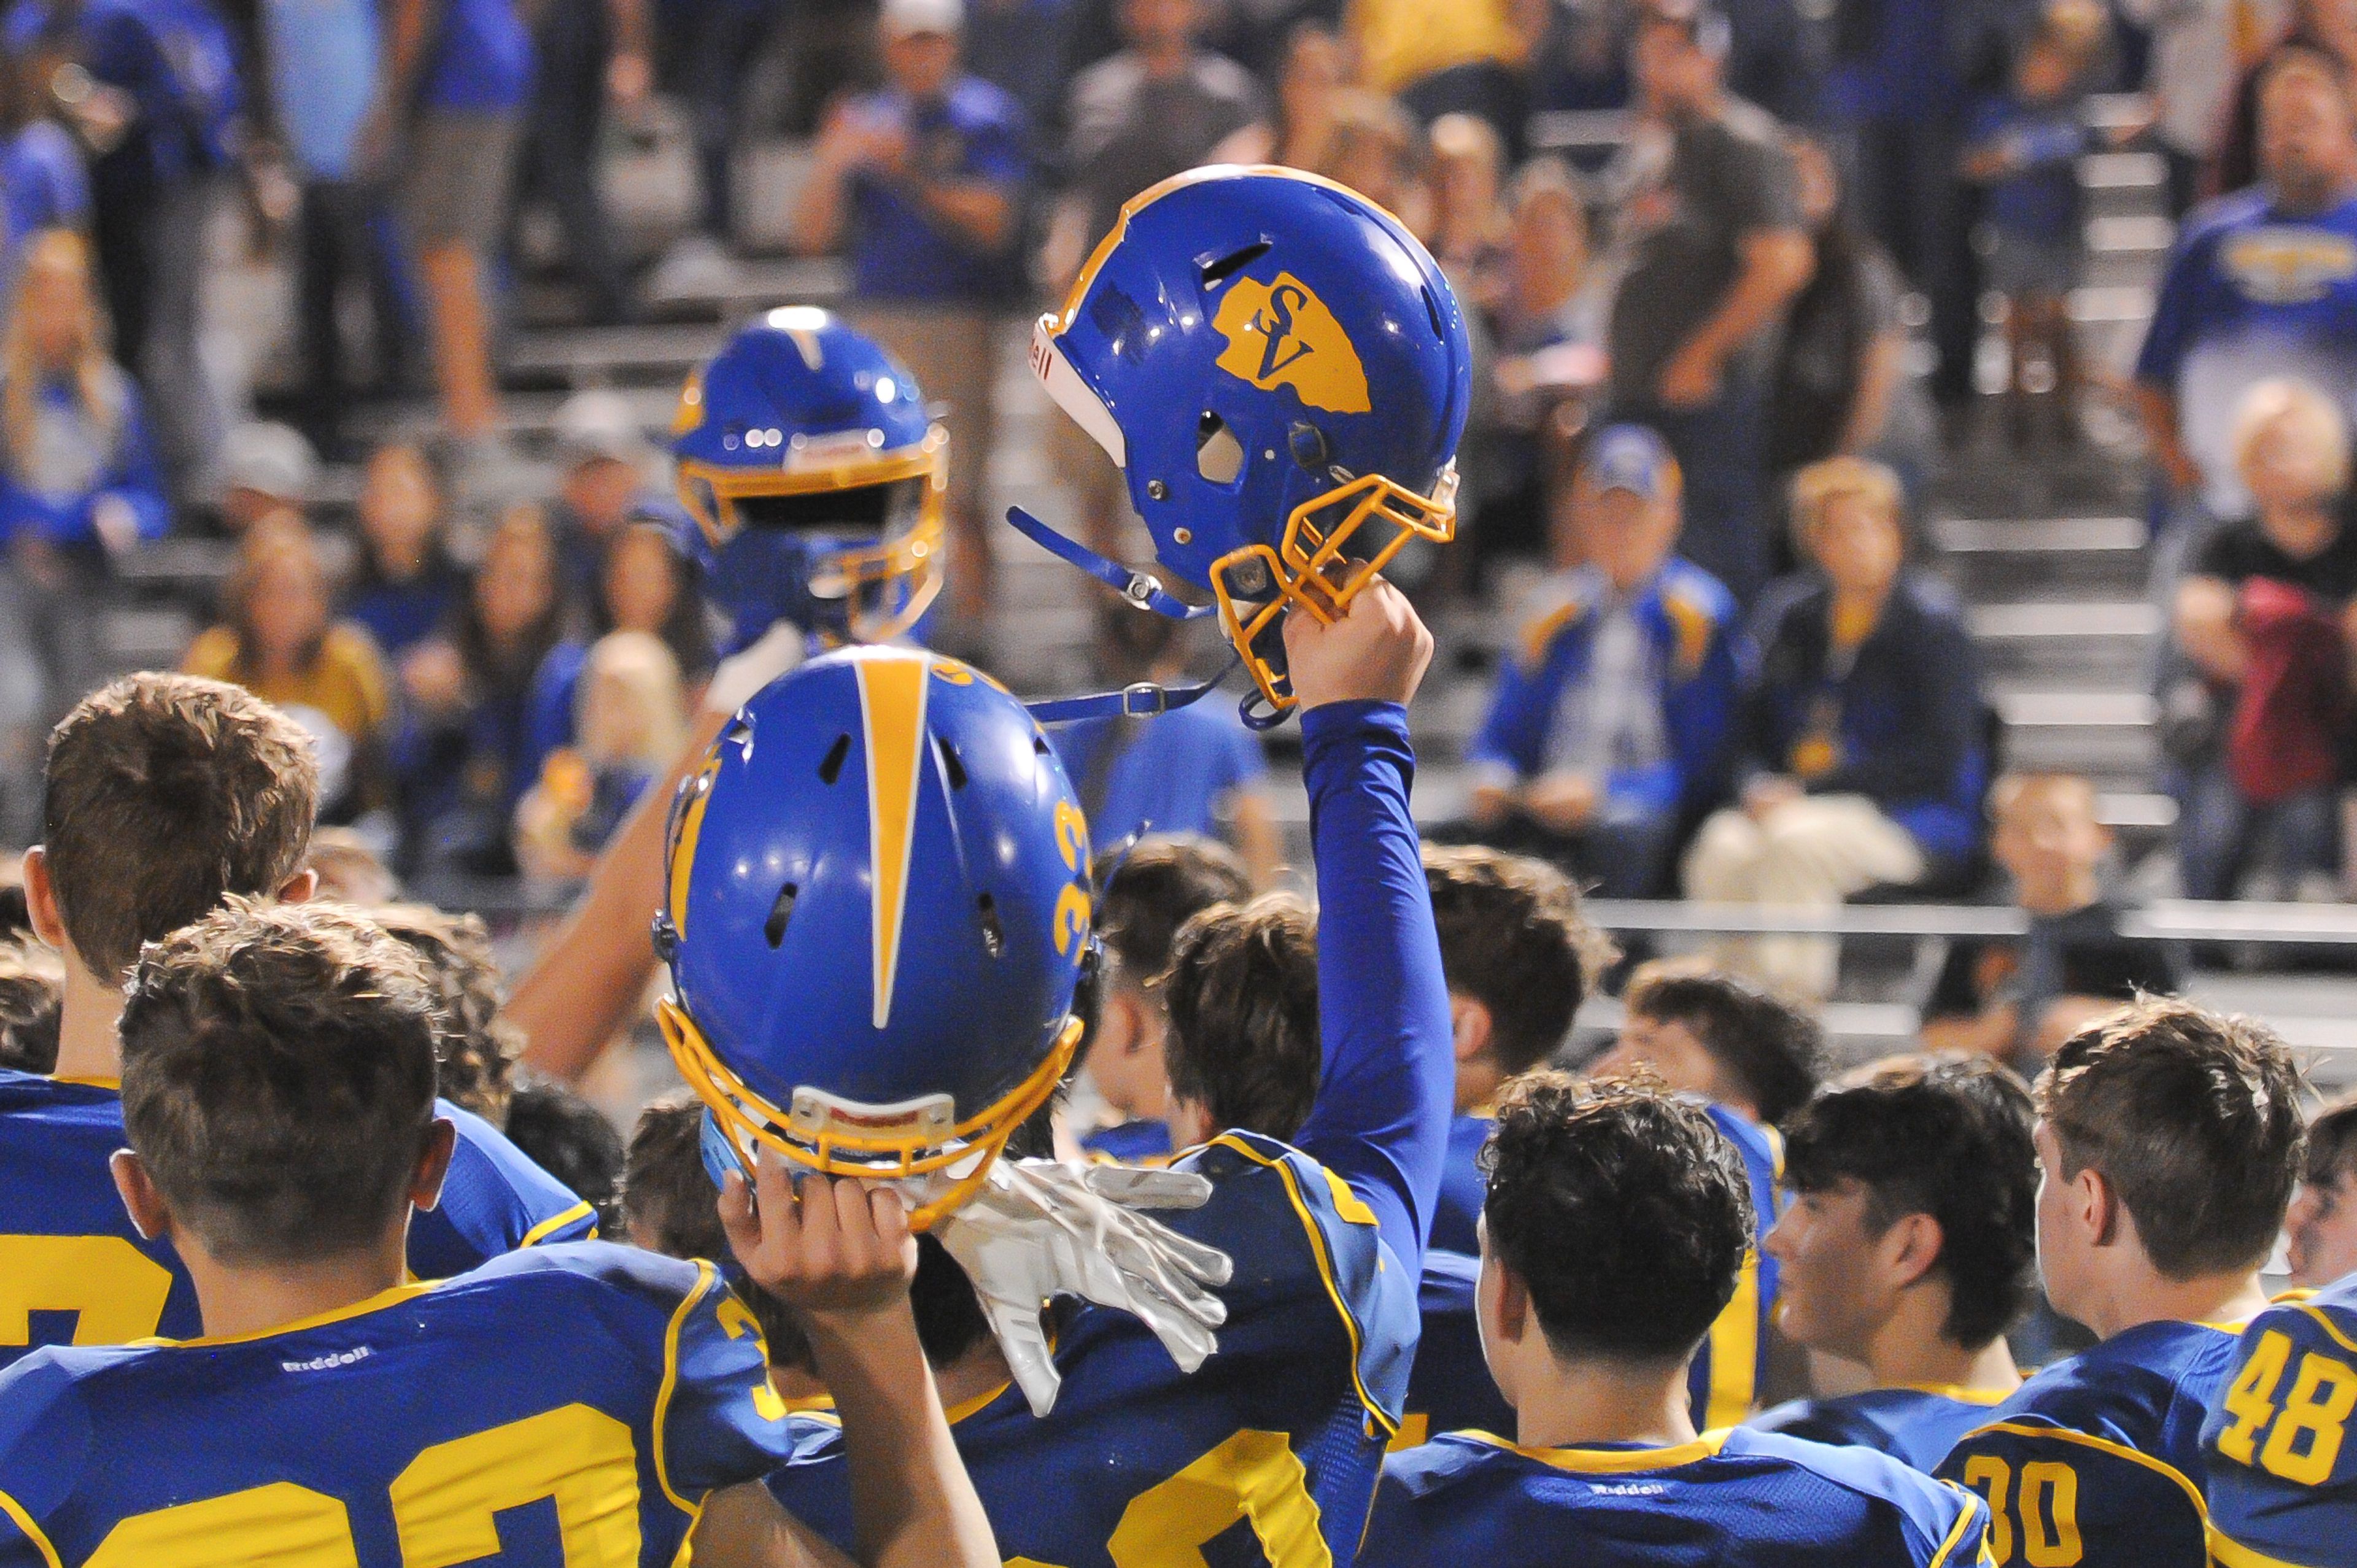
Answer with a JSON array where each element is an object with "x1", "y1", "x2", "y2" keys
[{"x1": 855, "y1": 654, "x2": 931, "y2": 1029}]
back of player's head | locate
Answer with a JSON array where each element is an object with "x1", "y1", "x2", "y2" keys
[
  {"x1": 1784, "y1": 1053, "x2": 2039, "y2": 1348},
  {"x1": 118, "y1": 900, "x2": 438, "y2": 1264},
  {"x1": 2305, "y1": 1093, "x2": 2357, "y2": 1188},
  {"x1": 1483, "y1": 1071, "x2": 1754, "y2": 1364},
  {"x1": 627, "y1": 1093, "x2": 813, "y2": 1372},
  {"x1": 1161, "y1": 895, "x2": 1319, "y2": 1140},
  {"x1": 43, "y1": 673, "x2": 318, "y2": 979},
  {"x1": 1093, "y1": 834, "x2": 1252, "y2": 992},
  {"x1": 1424, "y1": 846, "x2": 1614, "y2": 1076},
  {"x1": 373, "y1": 903, "x2": 520, "y2": 1127},
  {"x1": 1622, "y1": 965, "x2": 1824, "y2": 1125},
  {"x1": 503, "y1": 1081, "x2": 624, "y2": 1232},
  {"x1": 0, "y1": 936, "x2": 62, "y2": 1074},
  {"x1": 2040, "y1": 997, "x2": 2306, "y2": 1279}
]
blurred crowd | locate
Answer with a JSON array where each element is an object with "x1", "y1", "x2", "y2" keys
[{"x1": 0, "y1": 0, "x2": 2351, "y2": 981}]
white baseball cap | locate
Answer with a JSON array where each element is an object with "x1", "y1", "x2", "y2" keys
[{"x1": 882, "y1": 0, "x2": 963, "y2": 38}]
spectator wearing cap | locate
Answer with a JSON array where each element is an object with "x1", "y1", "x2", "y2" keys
[
  {"x1": 792, "y1": 0, "x2": 1032, "y2": 635},
  {"x1": 1466, "y1": 424, "x2": 1743, "y2": 897},
  {"x1": 1684, "y1": 456, "x2": 1984, "y2": 1000},
  {"x1": 213, "y1": 421, "x2": 317, "y2": 538},
  {"x1": 1607, "y1": 0, "x2": 1813, "y2": 608},
  {"x1": 546, "y1": 388, "x2": 661, "y2": 616},
  {"x1": 1045, "y1": 0, "x2": 1268, "y2": 578}
]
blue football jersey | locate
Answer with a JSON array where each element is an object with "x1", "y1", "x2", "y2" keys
[
  {"x1": 1399, "y1": 1248, "x2": 1514, "y2": 1448},
  {"x1": 1361, "y1": 1426, "x2": 1992, "y2": 1566},
  {"x1": 767, "y1": 1130, "x2": 1418, "y2": 1567},
  {"x1": 1431, "y1": 1111, "x2": 1491, "y2": 1255},
  {"x1": 1751, "y1": 1385, "x2": 2012, "y2": 1473},
  {"x1": 0, "y1": 1243, "x2": 794, "y2": 1567},
  {"x1": 1687, "y1": 1104, "x2": 1784, "y2": 1431},
  {"x1": 1080, "y1": 1116, "x2": 1174, "y2": 1164},
  {"x1": 1935, "y1": 1318, "x2": 2242, "y2": 1567},
  {"x1": 0, "y1": 1070, "x2": 596, "y2": 1372},
  {"x1": 2204, "y1": 1278, "x2": 2357, "y2": 1567}
]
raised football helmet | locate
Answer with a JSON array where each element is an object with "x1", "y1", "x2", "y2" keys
[
  {"x1": 654, "y1": 645, "x2": 1092, "y2": 1228},
  {"x1": 1026, "y1": 166, "x2": 1473, "y2": 719},
  {"x1": 673, "y1": 308, "x2": 946, "y2": 649}
]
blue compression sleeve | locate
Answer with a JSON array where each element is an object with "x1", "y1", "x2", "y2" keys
[{"x1": 1291, "y1": 698, "x2": 1455, "y2": 1281}]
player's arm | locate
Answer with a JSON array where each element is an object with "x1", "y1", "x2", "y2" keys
[
  {"x1": 513, "y1": 705, "x2": 729, "y2": 1080},
  {"x1": 721, "y1": 1161, "x2": 998, "y2": 1568},
  {"x1": 1283, "y1": 577, "x2": 1456, "y2": 1278}
]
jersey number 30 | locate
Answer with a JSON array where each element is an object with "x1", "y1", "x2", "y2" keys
[
  {"x1": 79, "y1": 1405, "x2": 640, "y2": 1566},
  {"x1": 1960, "y1": 1455, "x2": 2083, "y2": 1567}
]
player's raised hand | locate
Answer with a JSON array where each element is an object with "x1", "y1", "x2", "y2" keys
[
  {"x1": 719, "y1": 1153, "x2": 919, "y2": 1319},
  {"x1": 1283, "y1": 570, "x2": 1434, "y2": 711}
]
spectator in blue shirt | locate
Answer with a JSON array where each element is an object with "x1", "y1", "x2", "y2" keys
[
  {"x1": 0, "y1": 55, "x2": 87, "y2": 286},
  {"x1": 1050, "y1": 607, "x2": 1282, "y2": 887},
  {"x1": 0, "y1": 228, "x2": 160, "y2": 737},
  {"x1": 1684, "y1": 456, "x2": 1984, "y2": 999},
  {"x1": 370, "y1": 0, "x2": 531, "y2": 451},
  {"x1": 792, "y1": 0, "x2": 1031, "y2": 630},
  {"x1": 12, "y1": 0, "x2": 236, "y2": 500},
  {"x1": 1960, "y1": 0, "x2": 2105, "y2": 447},
  {"x1": 341, "y1": 441, "x2": 463, "y2": 660},
  {"x1": 1468, "y1": 423, "x2": 1743, "y2": 897}
]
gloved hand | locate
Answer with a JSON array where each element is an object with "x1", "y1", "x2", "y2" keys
[{"x1": 928, "y1": 1157, "x2": 1234, "y2": 1416}]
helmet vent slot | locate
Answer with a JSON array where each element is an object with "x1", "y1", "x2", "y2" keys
[
  {"x1": 976, "y1": 892, "x2": 1005, "y2": 957},
  {"x1": 819, "y1": 733, "x2": 851, "y2": 784},
  {"x1": 1032, "y1": 736, "x2": 1051, "y2": 755},
  {"x1": 1196, "y1": 414, "x2": 1245, "y2": 485},
  {"x1": 1199, "y1": 241, "x2": 1271, "y2": 287},
  {"x1": 764, "y1": 883, "x2": 800, "y2": 948},
  {"x1": 935, "y1": 735, "x2": 968, "y2": 789},
  {"x1": 1422, "y1": 285, "x2": 1445, "y2": 339}
]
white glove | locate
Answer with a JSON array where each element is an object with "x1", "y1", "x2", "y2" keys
[{"x1": 928, "y1": 1157, "x2": 1234, "y2": 1416}]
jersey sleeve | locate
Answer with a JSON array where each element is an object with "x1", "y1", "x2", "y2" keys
[
  {"x1": 2204, "y1": 1302, "x2": 2357, "y2": 1567},
  {"x1": 0, "y1": 1355, "x2": 89, "y2": 1566},
  {"x1": 653, "y1": 1265, "x2": 799, "y2": 1504},
  {"x1": 1937, "y1": 1419, "x2": 2209, "y2": 1568},
  {"x1": 2133, "y1": 228, "x2": 2212, "y2": 390},
  {"x1": 1290, "y1": 700, "x2": 1456, "y2": 1282},
  {"x1": 406, "y1": 1102, "x2": 598, "y2": 1278}
]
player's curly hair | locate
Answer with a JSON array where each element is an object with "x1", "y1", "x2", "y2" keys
[
  {"x1": 1481, "y1": 1070, "x2": 1754, "y2": 1363},
  {"x1": 118, "y1": 900, "x2": 439, "y2": 1264},
  {"x1": 373, "y1": 904, "x2": 521, "y2": 1127},
  {"x1": 1784, "y1": 1053, "x2": 2039, "y2": 1349},
  {"x1": 1162, "y1": 895, "x2": 1319, "y2": 1140},
  {"x1": 2040, "y1": 997, "x2": 2306, "y2": 1280},
  {"x1": 1425, "y1": 846, "x2": 1617, "y2": 1075}
]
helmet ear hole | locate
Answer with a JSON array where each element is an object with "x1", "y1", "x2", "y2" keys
[
  {"x1": 1196, "y1": 414, "x2": 1245, "y2": 485},
  {"x1": 819, "y1": 733, "x2": 851, "y2": 784}
]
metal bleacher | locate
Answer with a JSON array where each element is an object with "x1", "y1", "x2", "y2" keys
[{"x1": 165, "y1": 102, "x2": 2357, "y2": 1079}]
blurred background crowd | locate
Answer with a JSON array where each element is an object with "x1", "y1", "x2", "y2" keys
[{"x1": 3, "y1": 0, "x2": 2357, "y2": 1124}]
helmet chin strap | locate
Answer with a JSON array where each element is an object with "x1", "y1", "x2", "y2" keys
[{"x1": 1007, "y1": 504, "x2": 1253, "y2": 727}]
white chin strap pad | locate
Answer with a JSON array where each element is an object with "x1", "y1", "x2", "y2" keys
[{"x1": 1030, "y1": 316, "x2": 1128, "y2": 469}]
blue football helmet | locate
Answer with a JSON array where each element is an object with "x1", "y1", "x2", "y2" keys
[
  {"x1": 1029, "y1": 166, "x2": 1473, "y2": 716},
  {"x1": 673, "y1": 308, "x2": 946, "y2": 648},
  {"x1": 654, "y1": 646, "x2": 1092, "y2": 1228}
]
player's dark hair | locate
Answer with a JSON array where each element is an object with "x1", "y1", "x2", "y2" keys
[
  {"x1": 2040, "y1": 997, "x2": 2306, "y2": 1279},
  {"x1": 373, "y1": 904, "x2": 521, "y2": 1127},
  {"x1": 626, "y1": 1093, "x2": 814, "y2": 1373},
  {"x1": 1482, "y1": 1071, "x2": 1754, "y2": 1362},
  {"x1": 1622, "y1": 967, "x2": 1825, "y2": 1125},
  {"x1": 118, "y1": 901, "x2": 438, "y2": 1264},
  {"x1": 1425, "y1": 846, "x2": 1616, "y2": 1075},
  {"x1": 0, "y1": 937, "x2": 63, "y2": 1074},
  {"x1": 2305, "y1": 1093, "x2": 2357, "y2": 1188},
  {"x1": 1784, "y1": 1053, "x2": 2039, "y2": 1348},
  {"x1": 503, "y1": 1081, "x2": 624, "y2": 1234},
  {"x1": 1162, "y1": 895, "x2": 1319, "y2": 1140},
  {"x1": 626, "y1": 1094, "x2": 993, "y2": 1375},
  {"x1": 1093, "y1": 835, "x2": 1252, "y2": 992},
  {"x1": 43, "y1": 673, "x2": 318, "y2": 979}
]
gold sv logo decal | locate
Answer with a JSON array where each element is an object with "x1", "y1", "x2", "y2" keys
[{"x1": 1213, "y1": 272, "x2": 1371, "y2": 414}]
